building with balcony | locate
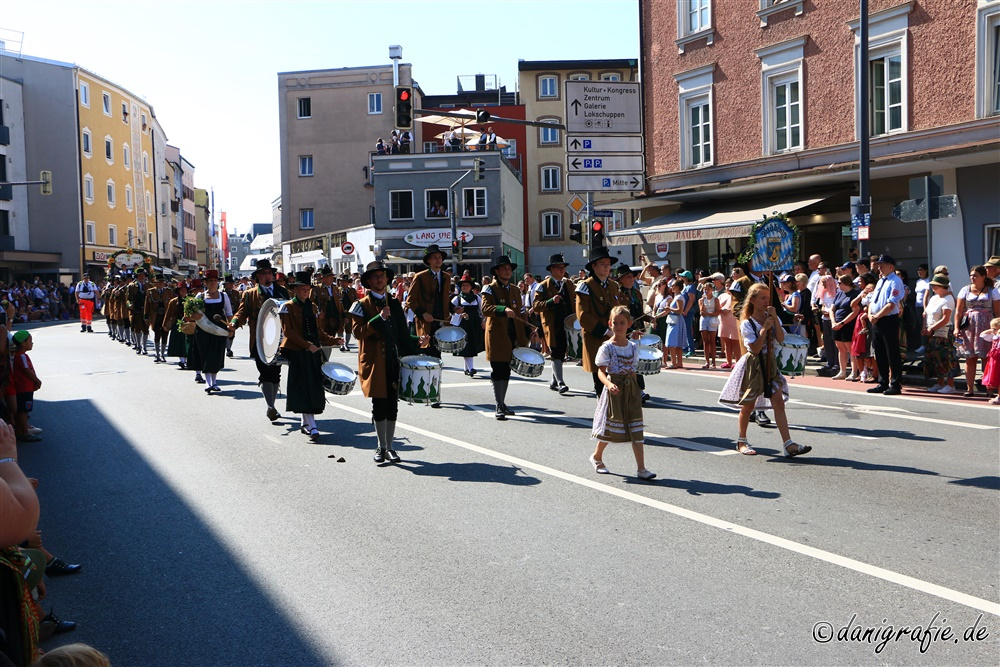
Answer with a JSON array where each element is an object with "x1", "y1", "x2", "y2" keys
[
  {"x1": 371, "y1": 151, "x2": 523, "y2": 280},
  {"x1": 518, "y1": 59, "x2": 641, "y2": 276},
  {"x1": 618, "y1": 0, "x2": 1000, "y2": 285}
]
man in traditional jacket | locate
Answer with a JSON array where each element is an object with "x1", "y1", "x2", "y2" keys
[{"x1": 575, "y1": 246, "x2": 622, "y2": 397}]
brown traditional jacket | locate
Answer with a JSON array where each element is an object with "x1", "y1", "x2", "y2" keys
[
  {"x1": 481, "y1": 279, "x2": 528, "y2": 363},
  {"x1": 231, "y1": 284, "x2": 289, "y2": 329},
  {"x1": 575, "y1": 276, "x2": 622, "y2": 372},
  {"x1": 163, "y1": 296, "x2": 184, "y2": 331},
  {"x1": 311, "y1": 283, "x2": 344, "y2": 336},
  {"x1": 278, "y1": 299, "x2": 337, "y2": 353},
  {"x1": 404, "y1": 268, "x2": 452, "y2": 349},
  {"x1": 350, "y1": 292, "x2": 419, "y2": 398},
  {"x1": 532, "y1": 276, "x2": 576, "y2": 346},
  {"x1": 144, "y1": 288, "x2": 169, "y2": 323}
]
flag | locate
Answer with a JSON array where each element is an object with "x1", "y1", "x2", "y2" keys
[{"x1": 221, "y1": 212, "x2": 228, "y2": 260}]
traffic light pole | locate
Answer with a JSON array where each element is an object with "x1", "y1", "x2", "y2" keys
[
  {"x1": 586, "y1": 191, "x2": 594, "y2": 257},
  {"x1": 449, "y1": 168, "x2": 474, "y2": 275},
  {"x1": 857, "y1": 0, "x2": 871, "y2": 260}
]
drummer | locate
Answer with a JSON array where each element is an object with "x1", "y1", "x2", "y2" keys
[
  {"x1": 533, "y1": 253, "x2": 575, "y2": 394},
  {"x1": 482, "y1": 255, "x2": 530, "y2": 420},
  {"x1": 404, "y1": 244, "x2": 453, "y2": 408},
  {"x1": 339, "y1": 274, "x2": 358, "y2": 352},
  {"x1": 575, "y1": 246, "x2": 623, "y2": 397},
  {"x1": 223, "y1": 274, "x2": 241, "y2": 358},
  {"x1": 128, "y1": 268, "x2": 150, "y2": 355},
  {"x1": 144, "y1": 272, "x2": 170, "y2": 363},
  {"x1": 312, "y1": 266, "x2": 344, "y2": 353},
  {"x1": 163, "y1": 281, "x2": 189, "y2": 369},
  {"x1": 279, "y1": 271, "x2": 344, "y2": 441},
  {"x1": 193, "y1": 270, "x2": 234, "y2": 394},
  {"x1": 350, "y1": 261, "x2": 429, "y2": 463},
  {"x1": 451, "y1": 272, "x2": 485, "y2": 376},
  {"x1": 615, "y1": 264, "x2": 652, "y2": 402},
  {"x1": 231, "y1": 258, "x2": 290, "y2": 422}
]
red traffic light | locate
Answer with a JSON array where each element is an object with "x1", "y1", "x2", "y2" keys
[
  {"x1": 592, "y1": 221, "x2": 603, "y2": 232},
  {"x1": 399, "y1": 89, "x2": 410, "y2": 102}
]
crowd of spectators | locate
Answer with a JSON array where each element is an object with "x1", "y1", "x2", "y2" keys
[{"x1": 0, "y1": 280, "x2": 77, "y2": 325}]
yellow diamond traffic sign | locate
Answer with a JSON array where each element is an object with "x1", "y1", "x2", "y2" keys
[{"x1": 566, "y1": 195, "x2": 586, "y2": 214}]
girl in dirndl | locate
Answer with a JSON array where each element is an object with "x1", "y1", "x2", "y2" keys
[
  {"x1": 590, "y1": 306, "x2": 655, "y2": 480},
  {"x1": 719, "y1": 283, "x2": 811, "y2": 458},
  {"x1": 980, "y1": 317, "x2": 1000, "y2": 404},
  {"x1": 451, "y1": 274, "x2": 484, "y2": 376}
]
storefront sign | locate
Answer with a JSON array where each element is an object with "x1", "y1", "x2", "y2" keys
[
  {"x1": 655, "y1": 242, "x2": 669, "y2": 258},
  {"x1": 405, "y1": 229, "x2": 474, "y2": 247},
  {"x1": 93, "y1": 251, "x2": 110, "y2": 262},
  {"x1": 607, "y1": 224, "x2": 753, "y2": 246}
]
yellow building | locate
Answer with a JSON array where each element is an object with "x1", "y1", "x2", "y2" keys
[{"x1": 77, "y1": 69, "x2": 156, "y2": 270}]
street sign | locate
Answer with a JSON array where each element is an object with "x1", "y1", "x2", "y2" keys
[
  {"x1": 592, "y1": 210, "x2": 615, "y2": 217},
  {"x1": 566, "y1": 154, "x2": 644, "y2": 174},
  {"x1": 891, "y1": 195, "x2": 959, "y2": 223},
  {"x1": 567, "y1": 174, "x2": 643, "y2": 193},
  {"x1": 566, "y1": 135, "x2": 643, "y2": 153},
  {"x1": 564, "y1": 81, "x2": 642, "y2": 134},
  {"x1": 566, "y1": 194, "x2": 586, "y2": 215},
  {"x1": 341, "y1": 241, "x2": 355, "y2": 255},
  {"x1": 858, "y1": 226, "x2": 870, "y2": 241}
]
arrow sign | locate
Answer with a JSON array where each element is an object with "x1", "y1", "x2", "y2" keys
[
  {"x1": 564, "y1": 81, "x2": 642, "y2": 134},
  {"x1": 566, "y1": 154, "x2": 643, "y2": 174},
  {"x1": 566, "y1": 135, "x2": 643, "y2": 153},
  {"x1": 570, "y1": 99, "x2": 582, "y2": 116},
  {"x1": 567, "y1": 174, "x2": 643, "y2": 193}
]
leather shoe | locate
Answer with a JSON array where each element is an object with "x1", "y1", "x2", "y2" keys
[
  {"x1": 266, "y1": 407, "x2": 280, "y2": 421},
  {"x1": 754, "y1": 411, "x2": 771, "y2": 426},
  {"x1": 40, "y1": 609, "x2": 76, "y2": 638},
  {"x1": 867, "y1": 384, "x2": 889, "y2": 394},
  {"x1": 385, "y1": 448, "x2": 401, "y2": 463},
  {"x1": 374, "y1": 448, "x2": 385, "y2": 463},
  {"x1": 883, "y1": 384, "x2": 902, "y2": 395},
  {"x1": 46, "y1": 557, "x2": 82, "y2": 576}
]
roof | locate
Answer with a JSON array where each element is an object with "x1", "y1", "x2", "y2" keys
[
  {"x1": 518, "y1": 59, "x2": 637, "y2": 71},
  {"x1": 250, "y1": 233, "x2": 273, "y2": 251}
]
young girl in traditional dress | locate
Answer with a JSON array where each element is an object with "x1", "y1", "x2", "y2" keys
[
  {"x1": 590, "y1": 306, "x2": 656, "y2": 480},
  {"x1": 719, "y1": 283, "x2": 811, "y2": 457},
  {"x1": 980, "y1": 317, "x2": 1000, "y2": 404},
  {"x1": 699, "y1": 281, "x2": 720, "y2": 369}
]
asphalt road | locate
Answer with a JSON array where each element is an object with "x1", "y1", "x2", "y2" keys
[{"x1": 20, "y1": 320, "x2": 1000, "y2": 666}]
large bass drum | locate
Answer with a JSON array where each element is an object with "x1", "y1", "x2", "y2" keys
[{"x1": 256, "y1": 298, "x2": 290, "y2": 366}]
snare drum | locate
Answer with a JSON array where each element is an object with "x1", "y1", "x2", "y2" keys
[
  {"x1": 399, "y1": 355, "x2": 443, "y2": 405},
  {"x1": 636, "y1": 345, "x2": 663, "y2": 375},
  {"x1": 321, "y1": 362, "x2": 357, "y2": 395},
  {"x1": 564, "y1": 314, "x2": 583, "y2": 360},
  {"x1": 255, "y1": 298, "x2": 291, "y2": 365},
  {"x1": 434, "y1": 326, "x2": 467, "y2": 354},
  {"x1": 774, "y1": 333, "x2": 809, "y2": 377},
  {"x1": 638, "y1": 333, "x2": 662, "y2": 350},
  {"x1": 511, "y1": 347, "x2": 545, "y2": 378}
]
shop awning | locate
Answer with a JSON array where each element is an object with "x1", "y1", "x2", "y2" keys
[
  {"x1": 289, "y1": 250, "x2": 326, "y2": 265},
  {"x1": 605, "y1": 195, "x2": 830, "y2": 247},
  {"x1": 384, "y1": 247, "x2": 494, "y2": 263}
]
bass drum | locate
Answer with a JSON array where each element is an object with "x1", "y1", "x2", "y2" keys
[{"x1": 256, "y1": 298, "x2": 291, "y2": 366}]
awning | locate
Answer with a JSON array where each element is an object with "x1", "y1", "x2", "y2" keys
[
  {"x1": 384, "y1": 247, "x2": 494, "y2": 264},
  {"x1": 605, "y1": 195, "x2": 830, "y2": 246},
  {"x1": 289, "y1": 250, "x2": 326, "y2": 265}
]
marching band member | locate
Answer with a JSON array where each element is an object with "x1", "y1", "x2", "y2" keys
[
  {"x1": 193, "y1": 270, "x2": 233, "y2": 394},
  {"x1": 75, "y1": 275, "x2": 97, "y2": 333},
  {"x1": 112, "y1": 277, "x2": 129, "y2": 344},
  {"x1": 482, "y1": 256, "x2": 529, "y2": 420},
  {"x1": 101, "y1": 278, "x2": 117, "y2": 338},
  {"x1": 351, "y1": 261, "x2": 428, "y2": 462},
  {"x1": 404, "y1": 244, "x2": 452, "y2": 407},
  {"x1": 452, "y1": 272, "x2": 484, "y2": 376},
  {"x1": 311, "y1": 266, "x2": 344, "y2": 353},
  {"x1": 184, "y1": 278, "x2": 206, "y2": 384},
  {"x1": 279, "y1": 272, "x2": 343, "y2": 441},
  {"x1": 533, "y1": 253, "x2": 575, "y2": 393},
  {"x1": 163, "y1": 281, "x2": 189, "y2": 369},
  {"x1": 231, "y1": 259, "x2": 290, "y2": 421},
  {"x1": 614, "y1": 263, "x2": 651, "y2": 402},
  {"x1": 127, "y1": 269, "x2": 150, "y2": 355},
  {"x1": 339, "y1": 274, "x2": 358, "y2": 352},
  {"x1": 223, "y1": 274, "x2": 241, "y2": 358},
  {"x1": 575, "y1": 246, "x2": 623, "y2": 397},
  {"x1": 144, "y1": 273, "x2": 170, "y2": 363}
]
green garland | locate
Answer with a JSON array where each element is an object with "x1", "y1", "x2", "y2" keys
[{"x1": 737, "y1": 211, "x2": 801, "y2": 271}]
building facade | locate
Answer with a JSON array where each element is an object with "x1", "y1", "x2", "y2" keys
[
  {"x1": 518, "y1": 59, "x2": 641, "y2": 276},
  {"x1": 622, "y1": 0, "x2": 1000, "y2": 286}
]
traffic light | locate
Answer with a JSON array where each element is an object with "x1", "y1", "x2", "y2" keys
[
  {"x1": 394, "y1": 85, "x2": 413, "y2": 130},
  {"x1": 452, "y1": 237, "x2": 464, "y2": 262},
  {"x1": 40, "y1": 170, "x2": 52, "y2": 196},
  {"x1": 590, "y1": 219, "x2": 605, "y2": 251},
  {"x1": 569, "y1": 218, "x2": 585, "y2": 245},
  {"x1": 476, "y1": 109, "x2": 491, "y2": 124},
  {"x1": 472, "y1": 158, "x2": 484, "y2": 182}
]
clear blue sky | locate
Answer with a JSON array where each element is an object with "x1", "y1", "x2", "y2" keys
[{"x1": 2, "y1": 0, "x2": 639, "y2": 234}]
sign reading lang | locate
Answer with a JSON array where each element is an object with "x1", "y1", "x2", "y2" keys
[{"x1": 404, "y1": 229, "x2": 474, "y2": 247}]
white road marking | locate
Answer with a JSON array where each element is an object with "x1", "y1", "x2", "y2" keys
[
  {"x1": 327, "y1": 400, "x2": 1000, "y2": 617},
  {"x1": 655, "y1": 399, "x2": 877, "y2": 440}
]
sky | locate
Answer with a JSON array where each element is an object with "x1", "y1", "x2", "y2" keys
[{"x1": 1, "y1": 0, "x2": 639, "y2": 235}]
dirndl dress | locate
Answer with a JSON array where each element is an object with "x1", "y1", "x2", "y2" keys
[
  {"x1": 591, "y1": 340, "x2": 644, "y2": 444},
  {"x1": 981, "y1": 334, "x2": 1000, "y2": 389},
  {"x1": 719, "y1": 319, "x2": 789, "y2": 410}
]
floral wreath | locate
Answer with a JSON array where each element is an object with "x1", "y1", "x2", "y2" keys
[
  {"x1": 107, "y1": 248, "x2": 153, "y2": 271},
  {"x1": 737, "y1": 211, "x2": 801, "y2": 271}
]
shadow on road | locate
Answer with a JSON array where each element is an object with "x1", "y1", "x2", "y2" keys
[
  {"x1": 621, "y1": 475, "x2": 781, "y2": 499},
  {"x1": 948, "y1": 475, "x2": 1000, "y2": 490},
  {"x1": 393, "y1": 459, "x2": 542, "y2": 486},
  {"x1": 768, "y1": 455, "x2": 941, "y2": 476},
  {"x1": 19, "y1": 398, "x2": 332, "y2": 667}
]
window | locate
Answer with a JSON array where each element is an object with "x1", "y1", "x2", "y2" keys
[
  {"x1": 771, "y1": 76, "x2": 801, "y2": 151},
  {"x1": 80, "y1": 82, "x2": 90, "y2": 107},
  {"x1": 977, "y1": 4, "x2": 1000, "y2": 117},
  {"x1": 121, "y1": 102, "x2": 129, "y2": 123},
  {"x1": 127, "y1": 228, "x2": 135, "y2": 247},
  {"x1": 125, "y1": 186, "x2": 133, "y2": 210},
  {"x1": 102, "y1": 92, "x2": 111, "y2": 115},
  {"x1": 107, "y1": 180, "x2": 116, "y2": 207},
  {"x1": 757, "y1": 0, "x2": 804, "y2": 27},
  {"x1": 850, "y1": 2, "x2": 911, "y2": 137},
  {"x1": 109, "y1": 225, "x2": 117, "y2": 246},
  {"x1": 145, "y1": 191, "x2": 151, "y2": 212},
  {"x1": 676, "y1": 0, "x2": 714, "y2": 52},
  {"x1": 502, "y1": 138, "x2": 517, "y2": 159},
  {"x1": 123, "y1": 143, "x2": 130, "y2": 169},
  {"x1": 105, "y1": 137, "x2": 113, "y2": 162},
  {"x1": 608, "y1": 211, "x2": 627, "y2": 232},
  {"x1": 142, "y1": 152, "x2": 149, "y2": 175},
  {"x1": 299, "y1": 209, "x2": 314, "y2": 229},
  {"x1": 425, "y1": 189, "x2": 449, "y2": 219},
  {"x1": 368, "y1": 92, "x2": 382, "y2": 114},
  {"x1": 987, "y1": 224, "x2": 1000, "y2": 258},
  {"x1": 297, "y1": 97, "x2": 312, "y2": 118},
  {"x1": 870, "y1": 52, "x2": 903, "y2": 135},
  {"x1": 675, "y1": 64, "x2": 715, "y2": 169},
  {"x1": 541, "y1": 165, "x2": 561, "y2": 192},
  {"x1": 299, "y1": 155, "x2": 314, "y2": 176},
  {"x1": 423, "y1": 141, "x2": 439, "y2": 153},
  {"x1": 542, "y1": 212, "x2": 561, "y2": 239},
  {"x1": 82, "y1": 129, "x2": 92, "y2": 156},
  {"x1": 568, "y1": 73, "x2": 590, "y2": 81},
  {"x1": 85, "y1": 221, "x2": 95, "y2": 245},
  {"x1": 757, "y1": 37, "x2": 805, "y2": 154},
  {"x1": 148, "y1": 233, "x2": 153, "y2": 249},
  {"x1": 389, "y1": 191, "x2": 414, "y2": 220},
  {"x1": 539, "y1": 75, "x2": 558, "y2": 98},
  {"x1": 141, "y1": 112, "x2": 147, "y2": 130},
  {"x1": 84, "y1": 175, "x2": 94, "y2": 203},
  {"x1": 462, "y1": 188, "x2": 486, "y2": 217},
  {"x1": 539, "y1": 119, "x2": 560, "y2": 145},
  {"x1": 600, "y1": 72, "x2": 622, "y2": 81}
]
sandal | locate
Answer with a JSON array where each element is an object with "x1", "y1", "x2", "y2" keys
[
  {"x1": 701, "y1": 364, "x2": 711, "y2": 369},
  {"x1": 589, "y1": 455, "x2": 609, "y2": 474},
  {"x1": 736, "y1": 438, "x2": 757, "y2": 456},
  {"x1": 782, "y1": 439, "x2": 812, "y2": 458},
  {"x1": 989, "y1": 396, "x2": 1000, "y2": 405}
]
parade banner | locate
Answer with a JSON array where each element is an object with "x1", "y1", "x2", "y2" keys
[{"x1": 739, "y1": 212, "x2": 800, "y2": 274}]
